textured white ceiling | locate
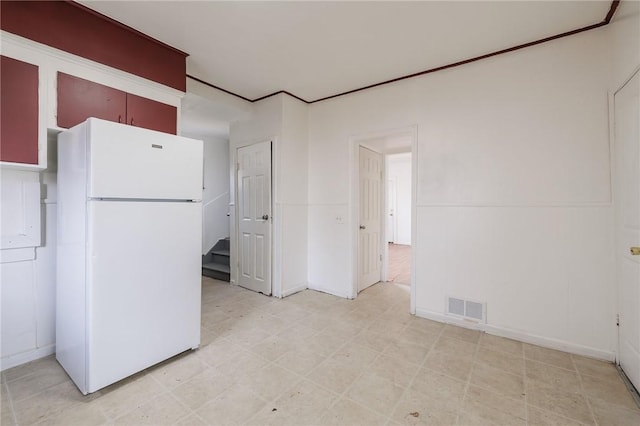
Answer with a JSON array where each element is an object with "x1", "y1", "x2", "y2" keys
[{"x1": 79, "y1": 1, "x2": 611, "y2": 102}]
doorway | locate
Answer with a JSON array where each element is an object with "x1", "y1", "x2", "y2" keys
[
  {"x1": 386, "y1": 152, "x2": 412, "y2": 285},
  {"x1": 351, "y1": 126, "x2": 417, "y2": 312},
  {"x1": 236, "y1": 141, "x2": 272, "y2": 295},
  {"x1": 614, "y1": 69, "x2": 640, "y2": 392}
]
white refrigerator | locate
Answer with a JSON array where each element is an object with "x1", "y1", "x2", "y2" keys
[{"x1": 56, "y1": 118, "x2": 203, "y2": 394}]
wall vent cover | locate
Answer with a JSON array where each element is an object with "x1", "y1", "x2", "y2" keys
[{"x1": 446, "y1": 296, "x2": 486, "y2": 323}]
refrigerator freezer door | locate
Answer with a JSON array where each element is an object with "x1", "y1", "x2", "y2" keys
[
  {"x1": 86, "y1": 200, "x2": 201, "y2": 393},
  {"x1": 86, "y1": 118, "x2": 203, "y2": 201}
]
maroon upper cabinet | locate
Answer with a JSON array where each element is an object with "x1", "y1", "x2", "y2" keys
[
  {"x1": 57, "y1": 73, "x2": 127, "y2": 129},
  {"x1": 57, "y1": 72, "x2": 177, "y2": 134},
  {"x1": 1, "y1": 56, "x2": 39, "y2": 165},
  {"x1": 126, "y1": 94, "x2": 177, "y2": 135}
]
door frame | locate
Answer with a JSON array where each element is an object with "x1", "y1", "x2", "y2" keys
[
  {"x1": 231, "y1": 138, "x2": 278, "y2": 297},
  {"x1": 611, "y1": 66, "x2": 640, "y2": 367},
  {"x1": 348, "y1": 125, "x2": 418, "y2": 314}
]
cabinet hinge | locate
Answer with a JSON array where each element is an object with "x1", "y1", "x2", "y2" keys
[{"x1": 616, "y1": 314, "x2": 620, "y2": 327}]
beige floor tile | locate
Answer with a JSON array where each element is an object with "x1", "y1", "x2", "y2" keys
[
  {"x1": 196, "y1": 383, "x2": 266, "y2": 425},
  {"x1": 223, "y1": 326, "x2": 272, "y2": 347},
  {"x1": 149, "y1": 352, "x2": 207, "y2": 389},
  {"x1": 195, "y1": 337, "x2": 245, "y2": 368},
  {"x1": 113, "y1": 393, "x2": 189, "y2": 425},
  {"x1": 249, "y1": 334, "x2": 296, "y2": 361},
  {"x1": 525, "y1": 359, "x2": 582, "y2": 392},
  {"x1": 526, "y1": 406, "x2": 586, "y2": 426},
  {"x1": 317, "y1": 398, "x2": 387, "y2": 426},
  {"x1": 237, "y1": 364, "x2": 302, "y2": 401},
  {"x1": 3, "y1": 356, "x2": 60, "y2": 383},
  {"x1": 458, "y1": 385, "x2": 526, "y2": 425},
  {"x1": 572, "y1": 355, "x2": 622, "y2": 383},
  {"x1": 37, "y1": 400, "x2": 107, "y2": 426},
  {"x1": 306, "y1": 356, "x2": 365, "y2": 394},
  {"x1": 212, "y1": 349, "x2": 268, "y2": 378},
  {"x1": 395, "y1": 327, "x2": 440, "y2": 349},
  {"x1": 524, "y1": 344, "x2": 575, "y2": 371},
  {"x1": 410, "y1": 368, "x2": 467, "y2": 410},
  {"x1": 441, "y1": 324, "x2": 481, "y2": 344},
  {"x1": 198, "y1": 326, "x2": 218, "y2": 347},
  {"x1": 368, "y1": 319, "x2": 408, "y2": 336},
  {"x1": 424, "y1": 350, "x2": 474, "y2": 382},
  {"x1": 475, "y1": 346, "x2": 524, "y2": 376},
  {"x1": 1, "y1": 382, "x2": 16, "y2": 426},
  {"x1": 580, "y1": 374, "x2": 640, "y2": 411},
  {"x1": 96, "y1": 373, "x2": 165, "y2": 419},
  {"x1": 305, "y1": 329, "x2": 349, "y2": 356},
  {"x1": 383, "y1": 340, "x2": 432, "y2": 366},
  {"x1": 589, "y1": 396, "x2": 640, "y2": 426},
  {"x1": 171, "y1": 368, "x2": 236, "y2": 411},
  {"x1": 6, "y1": 361, "x2": 70, "y2": 402},
  {"x1": 174, "y1": 413, "x2": 208, "y2": 425},
  {"x1": 431, "y1": 336, "x2": 477, "y2": 355},
  {"x1": 479, "y1": 334, "x2": 524, "y2": 356},
  {"x1": 392, "y1": 388, "x2": 458, "y2": 426},
  {"x1": 13, "y1": 380, "x2": 95, "y2": 425},
  {"x1": 353, "y1": 329, "x2": 396, "y2": 353},
  {"x1": 469, "y1": 362, "x2": 524, "y2": 400},
  {"x1": 246, "y1": 379, "x2": 336, "y2": 426},
  {"x1": 367, "y1": 354, "x2": 419, "y2": 388},
  {"x1": 273, "y1": 347, "x2": 328, "y2": 376},
  {"x1": 346, "y1": 372, "x2": 405, "y2": 416},
  {"x1": 406, "y1": 317, "x2": 445, "y2": 335},
  {"x1": 526, "y1": 380, "x2": 594, "y2": 424}
]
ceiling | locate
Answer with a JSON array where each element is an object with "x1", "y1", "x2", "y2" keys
[{"x1": 79, "y1": 1, "x2": 612, "y2": 103}]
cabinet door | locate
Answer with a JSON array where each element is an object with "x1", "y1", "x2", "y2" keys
[
  {"x1": 57, "y1": 73, "x2": 126, "y2": 129},
  {"x1": 1, "y1": 56, "x2": 39, "y2": 164},
  {"x1": 126, "y1": 94, "x2": 177, "y2": 135}
]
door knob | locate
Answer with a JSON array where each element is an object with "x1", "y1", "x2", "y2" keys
[
  {"x1": 359, "y1": 225, "x2": 366, "y2": 230},
  {"x1": 262, "y1": 214, "x2": 269, "y2": 221},
  {"x1": 631, "y1": 247, "x2": 640, "y2": 256}
]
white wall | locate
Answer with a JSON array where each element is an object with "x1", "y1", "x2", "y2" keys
[
  {"x1": 229, "y1": 94, "x2": 309, "y2": 297},
  {"x1": 386, "y1": 153, "x2": 412, "y2": 245},
  {"x1": 182, "y1": 133, "x2": 230, "y2": 254},
  {"x1": 1, "y1": 142, "x2": 58, "y2": 369},
  {"x1": 308, "y1": 27, "x2": 617, "y2": 358}
]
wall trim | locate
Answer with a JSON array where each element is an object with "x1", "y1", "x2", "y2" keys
[
  {"x1": 1, "y1": 344, "x2": 56, "y2": 372},
  {"x1": 307, "y1": 283, "x2": 353, "y2": 300},
  {"x1": 281, "y1": 283, "x2": 308, "y2": 298},
  {"x1": 415, "y1": 308, "x2": 616, "y2": 362},
  {"x1": 187, "y1": 1, "x2": 620, "y2": 105}
]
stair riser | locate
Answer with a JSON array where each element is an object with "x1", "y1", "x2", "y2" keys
[
  {"x1": 202, "y1": 268, "x2": 230, "y2": 282},
  {"x1": 212, "y1": 254, "x2": 230, "y2": 265}
]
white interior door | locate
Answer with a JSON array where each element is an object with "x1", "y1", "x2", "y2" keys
[
  {"x1": 387, "y1": 178, "x2": 397, "y2": 243},
  {"x1": 615, "y1": 70, "x2": 640, "y2": 391},
  {"x1": 358, "y1": 146, "x2": 383, "y2": 293},
  {"x1": 237, "y1": 141, "x2": 272, "y2": 295}
]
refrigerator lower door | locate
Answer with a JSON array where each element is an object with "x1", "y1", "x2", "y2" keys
[{"x1": 86, "y1": 200, "x2": 201, "y2": 393}]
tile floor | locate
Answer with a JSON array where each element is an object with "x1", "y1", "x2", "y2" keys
[
  {"x1": 388, "y1": 243, "x2": 411, "y2": 285},
  {"x1": 1, "y1": 278, "x2": 639, "y2": 425}
]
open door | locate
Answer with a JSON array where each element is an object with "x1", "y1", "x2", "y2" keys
[
  {"x1": 237, "y1": 141, "x2": 272, "y2": 295},
  {"x1": 358, "y1": 146, "x2": 383, "y2": 293},
  {"x1": 615, "y1": 70, "x2": 640, "y2": 391}
]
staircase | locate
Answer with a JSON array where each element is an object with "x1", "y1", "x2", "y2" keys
[{"x1": 202, "y1": 237, "x2": 230, "y2": 282}]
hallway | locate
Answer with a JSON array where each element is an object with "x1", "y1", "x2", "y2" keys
[{"x1": 388, "y1": 243, "x2": 411, "y2": 285}]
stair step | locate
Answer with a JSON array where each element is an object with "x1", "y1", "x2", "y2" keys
[
  {"x1": 203, "y1": 262, "x2": 230, "y2": 273},
  {"x1": 211, "y1": 249, "x2": 230, "y2": 257}
]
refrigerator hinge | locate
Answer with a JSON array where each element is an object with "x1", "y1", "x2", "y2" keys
[{"x1": 616, "y1": 314, "x2": 620, "y2": 327}]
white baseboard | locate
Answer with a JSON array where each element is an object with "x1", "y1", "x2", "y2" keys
[
  {"x1": 307, "y1": 283, "x2": 353, "y2": 299},
  {"x1": 415, "y1": 308, "x2": 615, "y2": 362},
  {"x1": 1, "y1": 344, "x2": 56, "y2": 372},
  {"x1": 282, "y1": 283, "x2": 308, "y2": 298}
]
